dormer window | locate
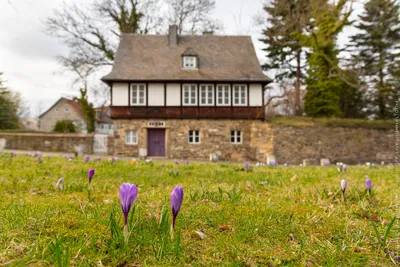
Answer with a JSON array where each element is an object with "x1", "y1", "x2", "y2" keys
[
  {"x1": 183, "y1": 56, "x2": 197, "y2": 69},
  {"x1": 182, "y1": 48, "x2": 198, "y2": 70}
]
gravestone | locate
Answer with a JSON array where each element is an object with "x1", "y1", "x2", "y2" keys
[
  {"x1": 74, "y1": 145, "x2": 85, "y2": 157},
  {"x1": 320, "y1": 158, "x2": 330, "y2": 166},
  {"x1": 266, "y1": 155, "x2": 276, "y2": 165},
  {"x1": 139, "y1": 148, "x2": 147, "y2": 160},
  {"x1": 0, "y1": 138, "x2": 6, "y2": 151}
]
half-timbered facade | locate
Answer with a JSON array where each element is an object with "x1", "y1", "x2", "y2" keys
[{"x1": 102, "y1": 25, "x2": 272, "y2": 161}]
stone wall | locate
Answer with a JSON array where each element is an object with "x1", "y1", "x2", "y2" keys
[
  {"x1": 113, "y1": 119, "x2": 393, "y2": 163},
  {"x1": 113, "y1": 119, "x2": 274, "y2": 161},
  {"x1": 272, "y1": 125, "x2": 394, "y2": 164},
  {"x1": 0, "y1": 133, "x2": 94, "y2": 154}
]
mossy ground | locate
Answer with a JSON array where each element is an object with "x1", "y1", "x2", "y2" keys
[{"x1": 0, "y1": 154, "x2": 398, "y2": 266}]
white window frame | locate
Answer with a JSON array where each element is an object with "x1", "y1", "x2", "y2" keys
[
  {"x1": 200, "y1": 84, "x2": 214, "y2": 106},
  {"x1": 188, "y1": 130, "x2": 200, "y2": 144},
  {"x1": 183, "y1": 56, "x2": 197, "y2": 69},
  {"x1": 233, "y1": 84, "x2": 247, "y2": 106},
  {"x1": 217, "y1": 84, "x2": 231, "y2": 106},
  {"x1": 125, "y1": 130, "x2": 138, "y2": 145},
  {"x1": 131, "y1": 84, "x2": 146, "y2": 106},
  {"x1": 230, "y1": 130, "x2": 242, "y2": 144},
  {"x1": 183, "y1": 84, "x2": 197, "y2": 106}
]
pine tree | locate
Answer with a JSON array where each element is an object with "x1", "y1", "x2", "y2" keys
[
  {"x1": 350, "y1": 0, "x2": 400, "y2": 119},
  {"x1": 260, "y1": 0, "x2": 311, "y2": 115},
  {"x1": 303, "y1": 0, "x2": 352, "y2": 117},
  {"x1": 0, "y1": 73, "x2": 19, "y2": 129}
]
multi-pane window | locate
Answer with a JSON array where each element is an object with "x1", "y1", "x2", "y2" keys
[
  {"x1": 200, "y1": 84, "x2": 214, "y2": 105},
  {"x1": 188, "y1": 130, "x2": 200, "y2": 144},
  {"x1": 233, "y1": 85, "x2": 247, "y2": 106},
  {"x1": 125, "y1": 130, "x2": 138, "y2": 145},
  {"x1": 230, "y1": 130, "x2": 242, "y2": 144},
  {"x1": 183, "y1": 56, "x2": 197, "y2": 69},
  {"x1": 183, "y1": 84, "x2": 197, "y2": 105},
  {"x1": 131, "y1": 84, "x2": 146, "y2": 105},
  {"x1": 217, "y1": 84, "x2": 230, "y2": 105}
]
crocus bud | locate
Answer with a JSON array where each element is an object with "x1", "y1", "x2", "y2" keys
[
  {"x1": 84, "y1": 156, "x2": 90, "y2": 163},
  {"x1": 170, "y1": 186, "x2": 184, "y2": 229},
  {"x1": 365, "y1": 177, "x2": 373, "y2": 191},
  {"x1": 340, "y1": 179, "x2": 347, "y2": 193},
  {"x1": 57, "y1": 178, "x2": 64, "y2": 190},
  {"x1": 119, "y1": 183, "x2": 138, "y2": 239},
  {"x1": 244, "y1": 161, "x2": 249, "y2": 169},
  {"x1": 88, "y1": 169, "x2": 95, "y2": 184}
]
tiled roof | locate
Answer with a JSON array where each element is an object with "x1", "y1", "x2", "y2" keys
[{"x1": 102, "y1": 34, "x2": 271, "y2": 82}]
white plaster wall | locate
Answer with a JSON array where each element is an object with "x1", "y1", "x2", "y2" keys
[
  {"x1": 249, "y1": 84, "x2": 263, "y2": 106},
  {"x1": 112, "y1": 83, "x2": 128, "y2": 106},
  {"x1": 166, "y1": 83, "x2": 180, "y2": 106},
  {"x1": 148, "y1": 83, "x2": 165, "y2": 106}
]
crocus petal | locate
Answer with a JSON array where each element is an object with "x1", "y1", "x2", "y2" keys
[
  {"x1": 119, "y1": 183, "x2": 138, "y2": 223},
  {"x1": 170, "y1": 186, "x2": 184, "y2": 217}
]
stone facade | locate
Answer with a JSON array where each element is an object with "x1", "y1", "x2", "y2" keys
[
  {"x1": 113, "y1": 119, "x2": 394, "y2": 163},
  {"x1": 113, "y1": 119, "x2": 274, "y2": 161}
]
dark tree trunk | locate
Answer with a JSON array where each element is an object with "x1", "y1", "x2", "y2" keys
[{"x1": 295, "y1": 50, "x2": 302, "y2": 116}]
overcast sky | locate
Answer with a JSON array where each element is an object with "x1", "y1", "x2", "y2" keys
[{"x1": 0, "y1": 0, "x2": 362, "y2": 117}]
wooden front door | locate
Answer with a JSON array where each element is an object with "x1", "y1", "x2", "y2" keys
[{"x1": 147, "y1": 129, "x2": 166, "y2": 157}]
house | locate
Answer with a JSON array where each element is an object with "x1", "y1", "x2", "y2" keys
[
  {"x1": 101, "y1": 25, "x2": 272, "y2": 161},
  {"x1": 20, "y1": 118, "x2": 39, "y2": 131},
  {"x1": 39, "y1": 97, "x2": 87, "y2": 133},
  {"x1": 95, "y1": 106, "x2": 114, "y2": 135}
]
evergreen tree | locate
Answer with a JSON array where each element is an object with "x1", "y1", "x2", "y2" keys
[
  {"x1": 74, "y1": 89, "x2": 95, "y2": 133},
  {"x1": 0, "y1": 73, "x2": 19, "y2": 129},
  {"x1": 350, "y1": 0, "x2": 400, "y2": 119},
  {"x1": 303, "y1": 0, "x2": 352, "y2": 117},
  {"x1": 260, "y1": 0, "x2": 311, "y2": 115}
]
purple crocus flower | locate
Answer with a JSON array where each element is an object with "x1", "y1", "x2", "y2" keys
[
  {"x1": 338, "y1": 164, "x2": 343, "y2": 173},
  {"x1": 244, "y1": 161, "x2": 249, "y2": 169},
  {"x1": 88, "y1": 169, "x2": 95, "y2": 184},
  {"x1": 68, "y1": 156, "x2": 73, "y2": 162},
  {"x1": 119, "y1": 183, "x2": 138, "y2": 237},
  {"x1": 170, "y1": 186, "x2": 184, "y2": 229},
  {"x1": 365, "y1": 177, "x2": 373, "y2": 192},
  {"x1": 10, "y1": 152, "x2": 15, "y2": 157},
  {"x1": 97, "y1": 157, "x2": 101, "y2": 162},
  {"x1": 343, "y1": 164, "x2": 347, "y2": 171},
  {"x1": 175, "y1": 159, "x2": 179, "y2": 165},
  {"x1": 186, "y1": 160, "x2": 189, "y2": 165},
  {"x1": 57, "y1": 178, "x2": 64, "y2": 190},
  {"x1": 47, "y1": 155, "x2": 51, "y2": 160},
  {"x1": 38, "y1": 156, "x2": 42, "y2": 163},
  {"x1": 84, "y1": 156, "x2": 90, "y2": 163},
  {"x1": 111, "y1": 157, "x2": 116, "y2": 163}
]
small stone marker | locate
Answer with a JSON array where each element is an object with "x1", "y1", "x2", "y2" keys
[
  {"x1": 266, "y1": 155, "x2": 276, "y2": 165},
  {"x1": 0, "y1": 138, "x2": 6, "y2": 151},
  {"x1": 139, "y1": 148, "x2": 147, "y2": 160},
  {"x1": 209, "y1": 153, "x2": 219, "y2": 162},
  {"x1": 303, "y1": 159, "x2": 311, "y2": 166},
  {"x1": 320, "y1": 158, "x2": 330, "y2": 166},
  {"x1": 74, "y1": 145, "x2": 85, "y2": 157}
]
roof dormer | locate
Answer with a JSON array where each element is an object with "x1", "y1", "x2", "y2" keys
[{"x1": 182, "y1": 48, "x2": 198, "y2": 70}]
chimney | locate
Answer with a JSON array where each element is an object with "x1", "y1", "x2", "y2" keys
[{"x1": 168, "y1": 25, "x2": 178, "y2": 46}]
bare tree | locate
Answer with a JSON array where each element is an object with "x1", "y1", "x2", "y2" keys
[
  {"x1": 45, "y1": 0, "x2": 163, "y2": 71},
  {"x1": 167, "y1": 0, "x2": 221, "y2": 35}
]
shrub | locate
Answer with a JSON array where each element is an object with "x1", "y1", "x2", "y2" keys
[{"x1": 53, "y1": 120, "x2": 76, "y2": 133}]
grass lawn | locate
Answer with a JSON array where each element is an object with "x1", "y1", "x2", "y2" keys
[{"x1": 0, "y1": 154, "x2": 398, "y2": 266}]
